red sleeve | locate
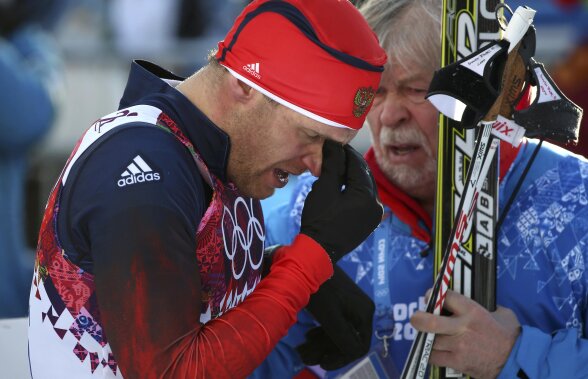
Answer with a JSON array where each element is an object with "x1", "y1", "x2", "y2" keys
[{"x1": 167, "y1": 234, "x2": 333, "y2": 378}]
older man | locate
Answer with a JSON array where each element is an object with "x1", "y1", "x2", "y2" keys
[{"x1": 254, "y1": 0, "x2": 588, "y2": 378}]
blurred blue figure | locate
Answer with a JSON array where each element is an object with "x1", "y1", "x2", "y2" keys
[
  {"x1": 0, "y1": 0, "x2": 67, "y2": 318},
  {"x1": 506, "y1": 0, "x2": 587, "y2": 64},
  {"x1": 507, "y1": 0, "x2": 588, "y2": 157}
]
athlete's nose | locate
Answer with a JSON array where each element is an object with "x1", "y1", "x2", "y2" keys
[{"x1": 302, "y1": 143, "x2": 323, "y2": 177}]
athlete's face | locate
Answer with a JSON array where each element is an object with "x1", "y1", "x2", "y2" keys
[
  {"x1": 226, "y1": 95, "x2": 356, "y2": 199},
  {"x1": 367, "y1": 62, "x2": 439, "y2": 211}
]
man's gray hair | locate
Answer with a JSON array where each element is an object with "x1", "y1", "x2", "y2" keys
[{"x1": 359, "y1": 0, "x2": 441, "y2": 74}]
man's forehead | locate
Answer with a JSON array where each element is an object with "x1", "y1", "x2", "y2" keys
[
  {"x1": 383, "y1": 61, "x2": 431, "y2": 83},
  {"x1": 305, "y1": 118, "x2": 357, "y2": 144},
  {"x1": 319, "y1": 125, "x2": 357, "y2": 144},
  {"x1": 291, "y1": 108, "x2": 357, "y2": 144}
]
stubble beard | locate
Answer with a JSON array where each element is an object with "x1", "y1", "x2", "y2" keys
[
  {"x1": 225, "y1": 104, "x2": 274, "y2": 200},
  {"x1": 227, "y1": 135, "x2": 269, "y2": 199}
]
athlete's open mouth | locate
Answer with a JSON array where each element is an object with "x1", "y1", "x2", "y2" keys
[{"x1": 275, "y1": 168, "x2": 289, "y2": 184}]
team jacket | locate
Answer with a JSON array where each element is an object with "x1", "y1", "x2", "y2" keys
[
  {"x1": 253, "y1": 139, "x2": 588, "y2": 378},
  {"x1": 28, "y1": 60, "x2": 332, "y2": 378}
]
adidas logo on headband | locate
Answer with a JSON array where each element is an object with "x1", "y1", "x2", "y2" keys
[{"x1": 243, "y1": 63, "x2": 261, "y2": 79}]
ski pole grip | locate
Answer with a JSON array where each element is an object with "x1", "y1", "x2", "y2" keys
[{"x1": 504, "y1": 6, "x2": 536, "y2": 51}]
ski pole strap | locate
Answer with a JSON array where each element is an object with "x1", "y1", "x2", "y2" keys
[
  {"x1": 514, "y1": 60, "x2": 583, "y2": 143},
  {"x1": 425, "y1": 40, "x2": 509, "y2": 128},
  {"x1": 426, "y1": 8, "x2": 537, "y2": 130}
]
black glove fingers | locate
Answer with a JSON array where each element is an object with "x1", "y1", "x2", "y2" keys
[
  {"x1": 297, "y1": 327, "x2": 353, "y2": 370},
  {"x1": 301, "y1": 141, "x2": 345, "y2": 222},
  {"x1": 309, "y1": 269, "x2": 371, "y2": 349},
  {"x1": 296, "y1": 327, "x2": 331, "y2": 365},
  {"x1": 347, "y1": 303, "x2": 375, "y2": 352},
  {"x1": 322, "y1": 139, "x2": 346, "y2": 177},
  {"x1": 300, "y1": 143, "x2": 382, "y2": 261},
  {"x1": 296, "y1": 344, "x2": 323, "y2": 366},
  {"x1": 342, "y1": 144, "x2": 377, "y2": 196},
  {"x1": 314, "y1": 140, "x2": 345, "y2": 193},
  {"x1": 305, "y1": 325, "x2": 327, "y2": 340},
  {"x1": 320, "y1": 354, "x2": 351, "y2": 371},
  {"x1": 364, "y1": 201, "x2": 385, "y2": 231}
]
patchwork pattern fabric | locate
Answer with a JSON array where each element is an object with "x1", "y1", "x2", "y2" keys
[
  {"x1": 498, "y1": 156, "x2": 588, "y2": 335},
  {"x1": 158, "y1": 113, "x2": 264, "y2": 322},
  {"x1": 29, "y1": 126, "x2": 120, "y2": 377}
]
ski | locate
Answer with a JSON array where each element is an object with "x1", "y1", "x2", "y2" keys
[
  {"x1": 401, "y1": 123, "x2": 498, "y2": 379},
  {"x1": 432, "y1": 2, "x2": 502, "y2": 378},
  {"x1": 401, "y1": 5, "x2": 536, "y2": 379}
]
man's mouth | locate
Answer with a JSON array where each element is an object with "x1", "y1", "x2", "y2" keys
[{"x1": 388, "y1": 144, "x2": 419, "y2": 156}]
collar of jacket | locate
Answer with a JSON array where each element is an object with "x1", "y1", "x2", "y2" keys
[
  {"x1": 364, "y1": 147, "x2": 432, "y2": 244},
  {"x1": 118, "y1": 60, "x2": 231, "y2": 183}
]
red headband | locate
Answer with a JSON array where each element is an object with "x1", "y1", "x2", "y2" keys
[{"x1": 215, "y1": 0, "x2": 386, "y2": 130}]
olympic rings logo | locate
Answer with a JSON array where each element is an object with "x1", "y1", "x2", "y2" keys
[{"x1": 222, "y1": 197, "x2": 265, "y2": 280}]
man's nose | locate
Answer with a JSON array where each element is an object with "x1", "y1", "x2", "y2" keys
[
  {"x1": 380, "y1": 91, "x2": 410, "y2": 127},
  {"x1": 301, "y1": 145, "x2": 323, "y2": 177}
]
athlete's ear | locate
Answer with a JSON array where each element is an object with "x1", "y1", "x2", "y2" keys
[{"x1": 227, "y1": 74, "x2": 254, "y2": 104}]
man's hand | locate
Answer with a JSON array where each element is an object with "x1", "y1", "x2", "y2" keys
[
  {"x1": 296, "y1": 265, "x2": 374, "y2": 370},
  {"x1": 410, "y1": 290, "x2": 521, "y2": 379},
  {"x1": 300, "y1": 141, "x2": 383, "y2": 262}
]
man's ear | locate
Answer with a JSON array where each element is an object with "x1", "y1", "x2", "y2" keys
[{"x1": 227, "y1": 74, "x2": 255, "y2": 104}]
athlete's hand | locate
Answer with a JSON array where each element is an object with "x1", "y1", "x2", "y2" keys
[
  {"x1": 297, "y1": 265, "x2": 374, "y2": 370},
  {"x1": 410, "y1": 290, "x2": 521, "y2": 379},
  {"x1": 300, "y1": 140, "x2": 383, "y2": 262}
]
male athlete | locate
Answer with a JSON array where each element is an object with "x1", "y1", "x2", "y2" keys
[{"x1": 27, "y1": 1, "x2": 387, "y2": 378}]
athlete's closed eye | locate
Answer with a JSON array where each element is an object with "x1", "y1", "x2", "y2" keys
[{"x1": 304, "y1": 131, "x2": 323, "y2": 142}]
